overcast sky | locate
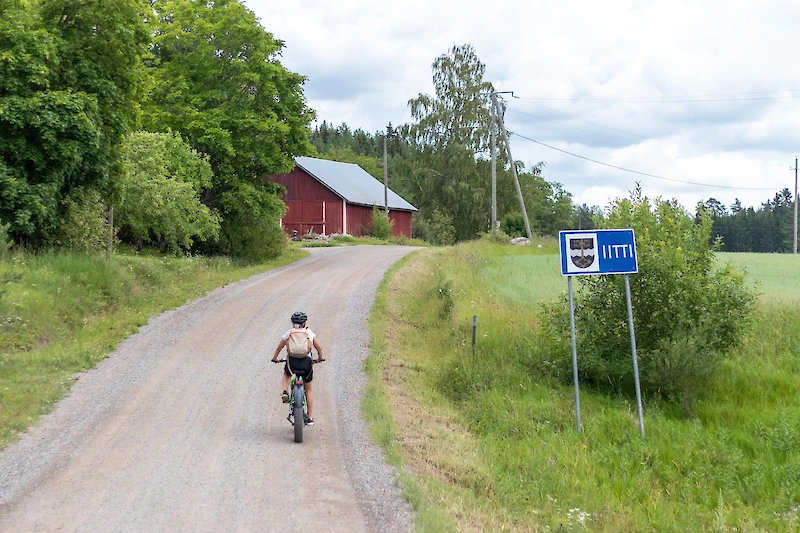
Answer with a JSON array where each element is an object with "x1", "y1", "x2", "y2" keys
[{"x1": 245, "y1": 0, "x2": 800, "y2": 212}]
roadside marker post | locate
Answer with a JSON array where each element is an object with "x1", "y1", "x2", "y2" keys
[
  {"x1": 472, "y1": 315, "x2": 477, "y2": 357},
  {"x1": 559, "y1": 229, "x2": 645, "y2": 440}
]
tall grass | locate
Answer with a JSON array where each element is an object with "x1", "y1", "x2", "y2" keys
[
  {"x1": 367, "y1": 240, "x2": 800, "y2": 532},
  {"x1": 0, "y1": 248, "x2": 306, "y2": 448}
]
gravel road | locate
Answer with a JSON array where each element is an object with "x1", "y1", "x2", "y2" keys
[{"x1": 0, "y1": 246, "x2": 416, "y2": 533}]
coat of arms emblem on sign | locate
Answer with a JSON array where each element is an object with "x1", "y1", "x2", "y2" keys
[{"x1": 569, "y1": 237, "x2": 596, "y2": 269}]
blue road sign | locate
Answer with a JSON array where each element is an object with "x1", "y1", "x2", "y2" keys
[{"x1": 559, "y1": 229, "x2": 638, "y2": 276}]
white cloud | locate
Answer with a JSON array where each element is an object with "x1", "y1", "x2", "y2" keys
[{"x1": 245, "y1": 0, "x2": 800, "y2": 211}]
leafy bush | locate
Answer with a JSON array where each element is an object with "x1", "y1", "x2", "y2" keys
[
  {"x1": 479, "y1": 229, "x2": 512, "y2": 244},
  {"x1": 500, "y1": 212, "x2": 526, "y2": 237},
  {"x1": 117, "y1": 132, "x2": 220, "y2": 253},
  {"x1": 541, "y1": 186, "x2": 755, "y2": 414},
  {"x1": 0, "y1": 221, "x2": 12, "y2": 256},
  {"x1": 218, "y1": 215, "x2": 287, "y2": 265},
  {"x1": 412, "y1": 209, "x2": 456, "y2": 245},
  {"x1": 330, "y1": 234, "x2": 356, "y2": 244},
  {"x1": 368, "y1": 206, "x2": 393, "y2": 240},
  {"x1": 57, "y1": 189, "x2": 110, "y2": 253}
]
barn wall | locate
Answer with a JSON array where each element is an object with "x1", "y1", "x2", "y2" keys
[
  {"x1": 267, "y1": 168, "x2": 342, "y2": 235},
  {"x1": 389, "y1": 211, "x2": 412, "y2": 238},
  {"x1": 346, "y1": 204, "x2": 373, "y2": 237},
  {"x1": 327, "y1": 200, "x2": 344, "y2": 235},
  {"x1": 269, "y1": 168, "x2": 340, "y2": 202},
  {"x1": 346, "y1": 205, "x2": 413, "y2": 238}
]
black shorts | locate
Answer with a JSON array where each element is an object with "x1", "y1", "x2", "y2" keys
[{"x1": 284, "y1": 356, "x2": 313, "y2": 382}]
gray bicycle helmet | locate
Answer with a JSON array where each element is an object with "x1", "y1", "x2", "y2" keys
[{"x1": 291, "y1": 311, "x2": 307, "y2": 325}]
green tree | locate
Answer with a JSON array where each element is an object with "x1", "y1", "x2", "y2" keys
[
  {"x1": 117, "y1": 132, "x2": 220, "y2": 252},
  {"x1": 40, "y1": 0, "x2": 149, "y2": 156},
  {"x1": 401, "y1": 45, "x2": 578, "y2": 241},
  {"x1": 514, "y1": 165, "x2": 574, "y2": 236},
  {"x1": 399, "y1": 45, "x2": 496, "y2": 240},
  {"x1": 572, "y1": 203, "x2": 601, "y2": 230},
  {"x1": 500, "y1": 212, "x2": 525, "y2": 237},
  {"x1": 0, "y1": 0, "x2": 148, "y2": 246},
  {"x1": 144, "y1": 0, "x2": 314, "y2": 260},
  {"x1": 407, "y1": 44, "x2": 495, "y2": 152}
]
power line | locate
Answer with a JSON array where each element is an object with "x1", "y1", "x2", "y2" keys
[
  {"x1": 509, "y1": 100, "x2": 645, "y2": 140},
  {"x1": 516, "y1": 90, "x2": 800, "y2": 104},
  {"x1": 507, "y1": 105, "x2": 634, "y2": 144},
  {"x1": 509, "y1": 131, "x2": 780, "y2": 191},
  {"x1": 506, "y1": 100, "x2": 717, "y2": 158}
]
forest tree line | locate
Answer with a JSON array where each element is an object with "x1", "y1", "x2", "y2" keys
[{"x1": 700, "y1": 190, "x2": 796, "y2": 253}]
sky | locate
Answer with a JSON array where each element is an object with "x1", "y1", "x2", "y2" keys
[{"x1": 245, "y1": 0, "x2": 800, "y2": 213}]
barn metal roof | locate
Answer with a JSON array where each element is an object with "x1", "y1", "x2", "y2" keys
[{"x1": 295, "y1": 156, "x2": 417, "y2": 212}]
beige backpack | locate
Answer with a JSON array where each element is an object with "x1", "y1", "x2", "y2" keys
[{"x1": 286, "y1": 328, "x2": 312, "y2": 358}]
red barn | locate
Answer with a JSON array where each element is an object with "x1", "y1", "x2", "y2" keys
[{"x1": 267, "y1": 156, "x2": 417, "y2": 238}]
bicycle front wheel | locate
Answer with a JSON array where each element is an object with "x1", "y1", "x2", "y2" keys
[{"x1": 293, "y1": 385, "x2": 304, "y2": 443}]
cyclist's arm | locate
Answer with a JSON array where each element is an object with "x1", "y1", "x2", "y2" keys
[
  {"x1": 312, "y1": 337, "x2": 323, "y2": 361},
  {"x1": 271, "y1": 339, "x2": 287, "y2": 362}
]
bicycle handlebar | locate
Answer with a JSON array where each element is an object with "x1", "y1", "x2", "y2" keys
[{"x1": 273, "y1": 358, "x2": 325, "y2": 364}]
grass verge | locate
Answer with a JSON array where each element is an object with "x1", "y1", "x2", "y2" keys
[
  {"x1": 0, "y1": 247, "x2": 307, "y2": 449},
  {"x1": 365, "y1": 239, "x2": 800, "y2": 532}
]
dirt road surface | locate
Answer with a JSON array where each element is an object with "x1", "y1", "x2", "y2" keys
[{"x1": 0, "y1": 246, "x2": 416, "y2": 533}]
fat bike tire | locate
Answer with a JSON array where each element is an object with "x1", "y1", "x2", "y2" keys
[
  {"x1": 293, "y1": 387, "x2": 304, "y2": 443},
  {"x1": 293, "y1": 405, "x2": 304, "y2": 442}
]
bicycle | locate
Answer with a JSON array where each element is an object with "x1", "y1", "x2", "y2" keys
[{"x1": 273, "y1": 357, "x2": 324, "y2": 443}]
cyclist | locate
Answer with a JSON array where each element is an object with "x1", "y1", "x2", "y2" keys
[{"x1": 271, "y1": 311, "x2": 324, "y2": 426}]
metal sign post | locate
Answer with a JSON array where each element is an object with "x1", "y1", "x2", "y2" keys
[
  {"x1": 567, "y1": 276, "x2": 581, "y2": 432},
  {"x1": 624, "y1": 274, "x2": 645, "y2": 440},
  {"x1": 559, "y1": 229, "x2": 644, "y2": 439}
]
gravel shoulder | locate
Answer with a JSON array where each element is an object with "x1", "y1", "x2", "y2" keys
[{"x1": 0, "y1": 245, "x2": 416, "y2": 533}]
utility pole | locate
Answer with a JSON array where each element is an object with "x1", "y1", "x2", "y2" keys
[
  {"x1": 383, "y1": 133, "x2": 389, "y2": 217},
  {"x1": 794, "y1": 157, "x2": 798, "y2": 254},
  {"x1": 491, "y1": 91, "x2": 532, "y2": 240},
  {"x1": 491, "y1": 106, "x2": 497, "y2": 232}
]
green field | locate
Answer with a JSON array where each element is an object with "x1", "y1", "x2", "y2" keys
[
  {"x1": 367, "y1": 242, "x2": 800, "y2": 532},
  {"x1": 480, "y1": 248, "x2": 800, "y2": 308},
  {"x1": 718, "y1": 252, "x2": 800, "y2": 301}
]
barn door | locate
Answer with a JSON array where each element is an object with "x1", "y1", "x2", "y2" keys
[{"x1": 283, "y1": 201, "x2": 325, "y2": 236}]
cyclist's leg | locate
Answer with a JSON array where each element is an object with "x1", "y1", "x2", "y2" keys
[
  {"x1": 306, "y1": 381, "x2": 313, "y2": 418},
  {"x1": 281, "y1": 364, "x2": 291, "y2": 399},
  {"x1": 294, "y1": 357, "x2": 313, "y2": 419}
]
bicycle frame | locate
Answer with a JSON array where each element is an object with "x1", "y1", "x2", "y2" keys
[
  {"x1": 287, "y1": 372, "x2": 307, "y2": 425},
  {"x1": 274, "y1": 357, "x2": 323, "y2": 443}
]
